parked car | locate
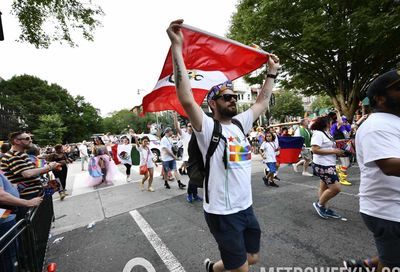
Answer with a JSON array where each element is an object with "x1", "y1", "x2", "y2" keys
[{"x1": 137, "y1": 134, "x2": 162, "y2": 162}]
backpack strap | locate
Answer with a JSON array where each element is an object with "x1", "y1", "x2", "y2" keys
[
  {"x1": 204, "y1": 119, "x2": 222, "y2": 203},
  {"x1": 231, "y1": 118, "x2": 245, "y2": 135}
]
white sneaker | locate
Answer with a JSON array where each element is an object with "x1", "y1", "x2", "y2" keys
[
  {"x1": 302, "y1": 172, "x2": 313, "y2": 177},
  {"x1": 293, "y1": 164, "x2": 299, "y2": 172}
]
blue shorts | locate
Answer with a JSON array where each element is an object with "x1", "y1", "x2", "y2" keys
[
  {"x1": 162, "y1": 160, "x2": 176, "y2": 172},
  {"x1": 312, "y1": 163, "x2": 339, "y2": 185},
  {"x1": 204, "y1": 206, "x2": 261, "y2": 270},
  {"x1": 266, "y1": 162, "x2": 277, "y2": 174},
  {"x1": 361, "y1": 213, "x2": 400, "y2": 268}
]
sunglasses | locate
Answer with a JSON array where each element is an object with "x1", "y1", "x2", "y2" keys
[
  {"x1": 214, "y1": 94, "x2": 238, "y2": 102},
  {"x1": 17, "y1": 137, "x2": 31, "y2": 141}
]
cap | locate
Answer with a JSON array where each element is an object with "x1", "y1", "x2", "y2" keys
[
  {"x1": 164, "y1": 127, "x2": 172, "y2": 134},
  {"x1": 367, "y1": 69, "x2": 400, "y2": 99},
  {"x1": 341, "y1": 116, "x2": 348, "y2": 122},
  {"x1": 207, "y1": 80, "x2": 233, "y2": 102}
]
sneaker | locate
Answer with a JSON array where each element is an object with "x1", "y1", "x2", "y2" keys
[
  {"x1": 164, "y1": 182, "x2": 171, "y2": 189},
  {"x1": 325, "y1": 208, "x2": 342, "y2": 219},
  {"x1": 204, "y1": 258, "x2": 214, "y2": 272},
  {"x1": 293, "y1": 164, "x2": 299, "y2": 173},
  {"x1": 262, "y1": 177, "x2": 269, "y2": 186},
  {"x1": 273, "y1": 175, "x2": 281, "y2": 181},
  {"x1": 343, "y1": 259, "x2": 369, "y2": 272},
  {"x1": 186, "y1": 194, "x2": 193, "y2": 203},
  {"x1": 269, "y1": 181, "x2": 279, "y2": 187},
  {"x1": 340, "y1": 180, "x2": 352, "y2": 186},
  {"x1": 313, "y1": 202, "x2": 328, "y2": 219},
  {"x1": 193, "y1": 195, "x2": 203, "y2": 202},
  {"x1": 126, "y1": 176, "x2": 131, "y2": 182},
  {"x1": 147, "y1": 187, "x2": 155, "y2": 192},
  {"x1": 59, "y1": 191, "x2": 66, "y2": 201},
  {"x1": 302, "y1": 172, "x2": 313, "y2": 177}
]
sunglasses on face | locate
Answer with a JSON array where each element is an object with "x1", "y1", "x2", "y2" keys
[
  {"x1": 214, "y1": 94, "x2": 238, "y2": 102},
  {"x1": 17, "y1": 137, "x2": 31, "y2": 141}
]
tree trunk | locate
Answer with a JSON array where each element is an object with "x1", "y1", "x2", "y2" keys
[{"x1": 331, "y1": 90, "x2": 360, "y2": 123}]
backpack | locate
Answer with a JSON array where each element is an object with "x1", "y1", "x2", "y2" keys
[{"x1": 187, "y1": 118, "x2": 244, "y2": 203}]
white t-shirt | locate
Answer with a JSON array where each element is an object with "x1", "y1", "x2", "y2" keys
[
  {"x1": 356, "y1": 112, "x2": 400, "y2": 222},
  {"x1": 260, "y1": 141, "x2": 277, "y2": 162},
  {"x1": 311, "y1": 130, "x2": 336, "y2": 166},
  {"x1": 160, "y1": 136, "x2": 175, "y2": 161},
  {"x1": 137, "y1": 146, "x2": 155, "y2": 168},
  {"x1": 79, "y1": 144, "x2": 88, "y2": 157},
  {"x1": 194, "y1": 110, "x2": 253, "y2": 215},
  {"x1": 180, "y1": 130, "x2": 191, "y2": 162}
]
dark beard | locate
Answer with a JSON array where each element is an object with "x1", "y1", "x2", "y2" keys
[{"x1": 217, "y1": 103, "x2": 237, "y2": 118}]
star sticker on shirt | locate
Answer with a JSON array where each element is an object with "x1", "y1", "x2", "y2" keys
[{"x1": 228, "y1": 136, "x2": 235, "y2": 142}]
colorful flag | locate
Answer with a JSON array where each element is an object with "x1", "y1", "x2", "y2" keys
[
  {"x1": 277, "y1": 137, "x2": 304, "y2": 164},
  {"x1": 143, "y1": 24, "x2": 269, "y2": 116}
]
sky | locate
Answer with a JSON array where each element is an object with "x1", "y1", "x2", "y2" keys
[{"x1": 0, "y1": 0, "x2": 239, "y2": 116}]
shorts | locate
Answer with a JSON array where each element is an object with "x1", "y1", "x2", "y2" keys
[
  {"x1": 266, "y1": 162, "x2": 277, "y2": 174},
  {"x1": 301, "y1": 148, "x2": 312, "y2": 161},
  {"x1": 312, "y1": 163, "x2": 339, "y2": 185},
  {"x1": 162, "y1": 160, "x2": 176, "y2": 172},
  {"x1": 361, "y1": 213, "x2": 400, "y2": 268},
  {"x1": 204, "y1": 206, "x2": 261, "y2": 270}
]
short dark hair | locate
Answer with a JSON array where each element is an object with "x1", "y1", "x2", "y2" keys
[
  {"x1": 141, "y1": 136, "x2": 150, "y2": 142},
  {"x1": 54, "y1": 144, "x2": 63, "y2": 151},
  {"x1": 310, "y1": 116, "x2": 331, "y2": 131},
  {"x1": 8, "y1": 131, "x2": 24, "y2": 143},
  {"x1": 1, "y1": 143, "x2": 11, "y2": 153}
]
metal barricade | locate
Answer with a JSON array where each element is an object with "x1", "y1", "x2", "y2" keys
[{"x1": 0, "y1": 196, "x2": 54, "y2": 272}]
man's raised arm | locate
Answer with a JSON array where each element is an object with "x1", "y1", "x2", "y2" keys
[
  {"x1": 166, "y1": 19, "x2": 203, "y2": 131},
  {"x1": 251, "y1": 54, "x2": 280, "y2": 121}
]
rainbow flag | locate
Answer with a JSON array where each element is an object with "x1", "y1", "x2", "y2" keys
[
  {"x1": 0, "y1": 208, "x2": 12, "y2": 219},
  {"x1": 277, "y1": 136, "x2": 304, "y2": 164},
  {"x1": 36, "y1": 158, "x2": 47, "y2": 168}
]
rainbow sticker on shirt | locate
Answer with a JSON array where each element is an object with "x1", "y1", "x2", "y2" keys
[{"x1": 227, "y1": 135, "x2": 251, "y2": 168}]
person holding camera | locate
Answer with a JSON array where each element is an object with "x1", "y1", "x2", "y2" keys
[{"x1": 310, "y1": 116, "x2": 345, "y2": 219}]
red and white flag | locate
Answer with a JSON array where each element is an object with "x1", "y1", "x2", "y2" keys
[{"x1": 142, "y1": 24, "x2": 269, "y2": 116}]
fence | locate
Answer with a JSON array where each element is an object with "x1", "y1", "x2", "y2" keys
[{"x1": 0, "y1": 196, "x2": 54, "y2": 272}]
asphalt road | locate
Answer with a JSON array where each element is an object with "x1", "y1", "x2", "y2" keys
[{"x1": 46, "y1": 160, "x2": 376, "y2": 272}]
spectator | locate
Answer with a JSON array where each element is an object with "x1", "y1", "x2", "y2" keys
[
  {"x1": 0, "y1": 173, "x2": 42, "y2": 272},
  {"x1": 79, "y1": 141, "x2": 89, "y2": 171}
]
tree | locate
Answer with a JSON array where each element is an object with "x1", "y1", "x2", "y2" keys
[
  {"x1": 102, "y1": 110, "x2": 170, "y2": 135},
  {"x1": 0, "y1": 75, "x2": 103, "y2": 142},
  {"x1": 311, "y1": 95, "x2": 334, "y2": 112},
  {"x1": 10, "y1": 0, "x2": 104, "y2": 48},
  {"x1": 33, "y1": 114, "x2": 67, "y2": 146},
  {"x1": 229, "y1": 0, "x2": 400, "y2": 121},
  {"x1": 270, "y1": 90, "x2": 304, "y2": 122}
]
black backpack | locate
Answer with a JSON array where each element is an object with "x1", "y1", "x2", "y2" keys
[{"x1": 187, "y1": 118, "x2": 244, "y2": 203}]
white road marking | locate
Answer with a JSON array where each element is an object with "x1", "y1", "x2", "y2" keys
[
  {"x1": 123, "y1": 257, "x2": 156, "y2": 272},
  {"x1": 129, "y1": 210, "x2": 186, "y2": 272}
]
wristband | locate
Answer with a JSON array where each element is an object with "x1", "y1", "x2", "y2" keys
[{"x1": 267, "y1": 73, "x2": 277, "y2": 79}]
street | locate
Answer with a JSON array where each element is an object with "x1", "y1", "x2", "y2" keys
[{"x1": 45, "y1": 158, "x2": 376, "y2": 272}]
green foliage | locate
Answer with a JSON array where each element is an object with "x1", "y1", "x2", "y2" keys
[
  {"x1": 229, "y1": 0, "x2": 400, "y2": 121},
  {"x1": 0, "y1": 75, "x2": 103, "y2": 142},
  {"x1": 270, "y1": 90, "x2": 304, "y2": 122},
  {"x1": 311, "y1": 95, "x2": 334, "y2": 111},
  {"x1": 102, "y1": 110, "x2": 172, "y2": 135},
  {"x1": 33, "y1": 114, "x2": 66, "y2": 145},
  {"x1": 11, "y1": 0, "x2": 104, "y2": 48}
]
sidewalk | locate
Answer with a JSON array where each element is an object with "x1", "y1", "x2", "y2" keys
[{"x1": 51, "y1": 161, "x2": 189, "y2": 235}]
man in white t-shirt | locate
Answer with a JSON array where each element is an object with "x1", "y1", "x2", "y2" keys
[
  {"x1": 160, "y1": 127, "x2": 186, "y2": 189},
  {"x1": 167, "y1": 19, "x2": 280, "y2": 272},
  {"x1": 79, "y1": 141, "x2": 89, "y2": 171},
  {"x1": 345, "y1": 69, "x2": 400, "y2": 270}
]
